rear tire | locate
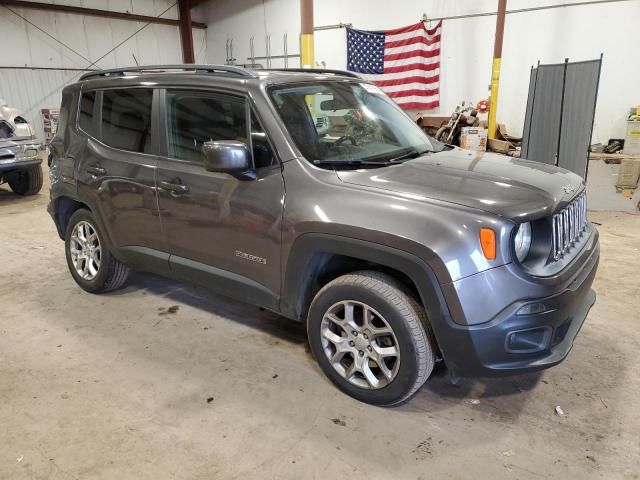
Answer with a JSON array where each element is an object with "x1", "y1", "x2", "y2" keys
[
  {"x1": 64, "y1": 209, "x2": 130, "y2": 293},
  {"x1": 307, "y1": 271, "x2": 435, "y2": 406},
  {"x1": 9, "y1": 165, "x2": 43, "y2": 195}
]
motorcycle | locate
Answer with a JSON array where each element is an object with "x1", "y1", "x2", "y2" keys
[{"x1": 435, "y1": 101, "x2": 480, "y2": 146}]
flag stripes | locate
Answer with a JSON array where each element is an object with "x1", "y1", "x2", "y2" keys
[{"x1": 347, "y1": 20, "x2": 442, "y2": 110}]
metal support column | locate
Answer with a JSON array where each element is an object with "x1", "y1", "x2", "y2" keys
[
  {"x1": 178, "y1": 0, "x2": 195, "y2": 64},
  {"x1": 300, "y1": 0, "x2": 314, "y2": 68},
  {"x1": 488, "y1": 0, "x2": 507, "y2": 140}
]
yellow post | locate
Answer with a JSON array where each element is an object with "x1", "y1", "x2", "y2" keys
[
  {"x1": 300, "y1": 0, "x2": 314, "y2": 68},
  {"x1": 488, "y1": 57, "x2": 501, "y2": 139},
  {"x1": 300, "y1": 33, "x2": 314, "y2": 68},
  {"x1": 488, "y1": 0, "x2": 507, "y2": 140}
]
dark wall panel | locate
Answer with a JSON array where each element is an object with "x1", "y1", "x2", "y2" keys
[
  {"x1": 521, "y1": 67, "x2": 537, "y2": 157},
  {"x1": 520, "y1": 57, "x2": 601, "y2": 179},
  {"x1": 523, "y1": 63, "x2": 565, "y2": 165},
  {"x1": 558, "y1": 60, "x2": 601, "y2": 177}
]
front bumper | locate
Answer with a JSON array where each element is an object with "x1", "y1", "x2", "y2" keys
[
  {"x1": 0, "y1": 157, "x2": 42, "y2": 174},
  {"x1": 0, "y1": 140, "x2": 43, "y2": 174},
  {"x1": 0, "y1": 139, "x2": 43, "y2": 155},
  {"x1": 436, "y1": 233, "x2": 599, "y2": 378}
]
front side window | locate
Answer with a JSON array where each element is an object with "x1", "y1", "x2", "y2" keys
[
  {"x1": 101, "y1": 88, "x2": 153, "y2": 153},
  {"x1": 269, "y1": 81, "x2": 438, "y2": 167},
  {"x1": 166, "y1": 90, "x2": 277, "y2": 169},
  {"x1": 166, "y1": 91, "x2": 247, "y2": 163},
  {"x1": 250, "y1": 110, "x2": 277, "y2": 169}
]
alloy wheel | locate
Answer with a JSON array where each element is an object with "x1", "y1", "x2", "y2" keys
[
  {"x1": 69, "y1": 221, "x2": 101, "y2": 280},
  {"x1": 320, "y1": 300, "x2": 401, "y2": 389}
]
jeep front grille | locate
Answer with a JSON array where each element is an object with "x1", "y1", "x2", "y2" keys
[{"x1": 552, "y1": 191, "x2": 587, "y2": 260}]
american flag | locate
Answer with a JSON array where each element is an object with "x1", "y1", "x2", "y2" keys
[{"x1": 346, "y1": 21, "x2": 442, "y2": 110}]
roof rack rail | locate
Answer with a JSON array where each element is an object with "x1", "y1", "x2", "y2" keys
[
  {"x1": 79, "y1": 64, "x2": 257, "y2": 81},
  {"x1": 258, "y1": 68, "x2": 362, "y2": 79}
]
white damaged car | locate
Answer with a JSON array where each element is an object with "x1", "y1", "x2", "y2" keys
[{"x1": 0, "y1": 100, "x2": 43, "y2": 195}]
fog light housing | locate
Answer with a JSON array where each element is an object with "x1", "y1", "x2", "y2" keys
[
  {"x1": 506, "y1": 326, "x2": 552, "y2": 354},
  {"x1": 516, "y1": 302, "x2": 547, "y2": 315}
]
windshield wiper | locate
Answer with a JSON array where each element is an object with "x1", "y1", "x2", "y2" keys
[
  {"x1": 313, "y1": 159, "x2": 389, "y2": 167},
  {"x1": 313, "y1": 149, "x2": 432, "y2": 167},
  {"x1": 385, "y1": 148, "x2": 431, "y2": 164}
]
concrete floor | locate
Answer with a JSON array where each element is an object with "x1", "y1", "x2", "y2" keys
[{"x1": 1, "y1": 177, "x2": 639, "y2": 480}]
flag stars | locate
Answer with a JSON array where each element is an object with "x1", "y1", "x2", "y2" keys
[{"x1": 347, "y1": 28, "x2": 388, "y2": 74}]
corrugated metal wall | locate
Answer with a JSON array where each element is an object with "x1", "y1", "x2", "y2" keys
[
  {"x1": 0, "y1": 69, "x2": 80, "y2": 140},
  {"x1": 0, "y1": 0, "x2": 207, "y2": 141}
]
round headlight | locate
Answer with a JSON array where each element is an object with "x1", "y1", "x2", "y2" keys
[{"x1": 513, "y1": 222, "x2": 532, "y2": 262}]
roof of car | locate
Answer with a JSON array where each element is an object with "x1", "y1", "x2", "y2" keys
[{"x1": 78, "y1": 65, "x2": 362, "y2": 85}]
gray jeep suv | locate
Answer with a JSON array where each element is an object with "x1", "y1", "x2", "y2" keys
[{"x1": 48, "y1": 65, "x2": 599, "y2": 406}]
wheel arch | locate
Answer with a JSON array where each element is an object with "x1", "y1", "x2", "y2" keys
[
  {"x1": 281, "y1": 234, "x2": 454, "y2": 346},
  {"x1": 51, "y1": 196, "x2": 116, "y2": 255},
  {"x1": 52, "y1": 196, "x2": 90, "y2": 239}
]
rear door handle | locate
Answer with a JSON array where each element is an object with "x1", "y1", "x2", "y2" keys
[
  {"x1": 85, "y1": 165, "x2": 106, "y2": 176},
  {"x1": 159, "y1": 180, "x2": 189, "y2": 197}
]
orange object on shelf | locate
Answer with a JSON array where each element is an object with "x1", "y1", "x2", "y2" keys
[{"x1": 476, "y1": 99, "x2": 490, "y2": 114}]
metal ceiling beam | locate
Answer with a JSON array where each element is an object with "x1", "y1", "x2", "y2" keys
[{"x1": 0, "y1": 0, "x2": 207, "y2": 29}]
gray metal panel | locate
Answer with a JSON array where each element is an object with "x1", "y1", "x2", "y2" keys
[
  {"x1": 558, "y1": 59, "x2": 601, "y2": 178},
  {"x1": 522, "y1": 63, "x2": 565, "y2": 165},
  {"x1": 520, "y1": 67, "x2": 537, "y2": 158}
]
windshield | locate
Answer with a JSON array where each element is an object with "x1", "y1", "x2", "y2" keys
[{"x1": 269, "y1": 81, "x2": 438, "y2": 166}]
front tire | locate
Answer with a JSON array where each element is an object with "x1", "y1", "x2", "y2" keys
[
  {"x1": 64, "y1": 209, "x2": 130, "y2": 293},
  {"x1": 307, "y1": 271, "x2": 435, "y2": 406},
  {"x1": 9, "y1": 165, "x2": 43, "y2": 195},
  {"x1": 435, "y1": 126, "x2": 453, "y2": 144}
]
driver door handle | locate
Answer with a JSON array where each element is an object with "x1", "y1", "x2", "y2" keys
[{"x1": 159, "y1": 180, "x2": 189, "y2": 197}]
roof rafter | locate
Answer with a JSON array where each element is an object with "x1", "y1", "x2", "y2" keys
[{"x1": 0, "y1": 0, "x2": 207, "y2": 29}]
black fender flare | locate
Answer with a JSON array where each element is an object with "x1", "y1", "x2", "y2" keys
[
  {"x1": 281, "y1": 233, "x2": 458, "y2": 356},
  {"x1": 49, "y1": 191, "x2": 118, "y2": 257},
  {"x1": 282, "y1": 233, "x2": 491, "y2": 377}
]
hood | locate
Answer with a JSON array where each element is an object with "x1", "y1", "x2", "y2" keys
[
  {"x1": 0, "y1": 104, "x2": 35, "y2": 140},
  {"x1": 336, "y1": 148, "x2": 585, "y2": 220}
]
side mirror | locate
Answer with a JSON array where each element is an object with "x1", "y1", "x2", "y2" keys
[{"x1": 202, "y1": 140, "x2": 251, "y2": 173}]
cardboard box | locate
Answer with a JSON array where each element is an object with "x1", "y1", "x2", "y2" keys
[
  {"x1": 488, "y1": 138, "x2": 510, "y2": 154},
  {"x1": 460, "y1": 127, "x2": 488, "y2": 152},
  {"x1": 616, "y1": 158, "x2": 640, "y2": 189},
  {"x1": 623, "y1": 121, "x2": 640, "y2": 155}
]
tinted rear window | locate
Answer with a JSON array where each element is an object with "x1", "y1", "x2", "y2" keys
[
  {"x1": 79, "y1": 91, "x2": 97, "y2": 137},
  {"x1": 101, "y1": 89, "x2": 153, "y2": 154}
]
